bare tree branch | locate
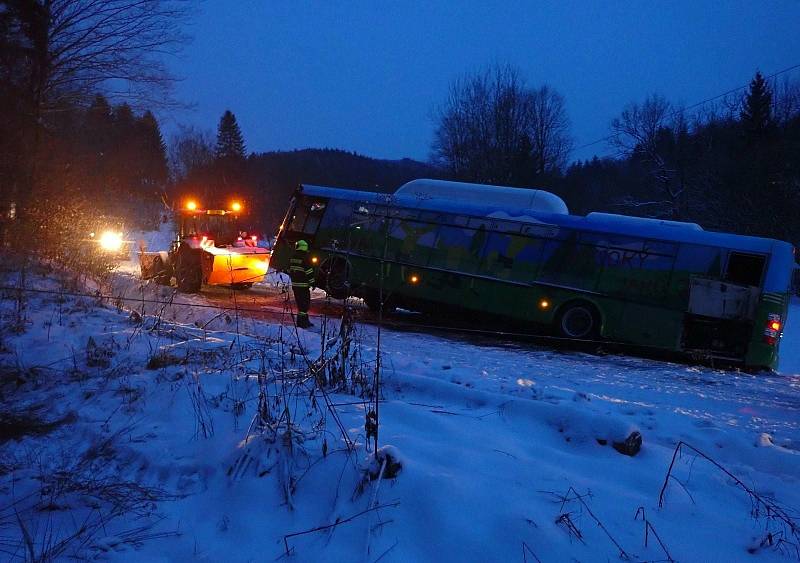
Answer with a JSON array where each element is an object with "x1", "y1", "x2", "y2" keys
[{"x1": 432, "y1": 63, "x2": 572, "y2": 184}]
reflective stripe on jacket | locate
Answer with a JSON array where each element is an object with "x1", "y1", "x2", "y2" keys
[{"x1": 289, "y1": 253, "x2": 315, "y2": 287}]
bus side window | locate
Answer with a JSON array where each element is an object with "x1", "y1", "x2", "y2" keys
[
  {"x1": 386, "y1": 220, "x2": 438, "y2": 265},
  {"x1": 511, "y1": 237, "x2": 545, "y2": 283},
  {"x1": 538, "y1": 232, "x2": 602, "y2": 290},
  {"x1": 725, "y1": 252, "x2": 766, "y2": 287},
  {"x1": 480, "y1": 233, "x2": 545, "y2": 282},
  {"x1": 351, "y1": 215, "x2": 385, "y2": 257},
  {"x1": 598, "y1": 242, "x2": 675, "y2": 299},
  {"x1": 430, "y1": 226, "x2": 485, "y2": 274},
  {"x1": 479, "y1": 233, "x2": 514, "y2": 278}
]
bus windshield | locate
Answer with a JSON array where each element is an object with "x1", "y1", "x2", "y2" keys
[{"x1": 285, "y1": 197, "x2": 327, "y2": 235}]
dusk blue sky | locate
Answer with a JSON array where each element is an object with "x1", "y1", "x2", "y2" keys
[{"x1": 167, "y1": 1, "x2": 800, "y2": 163}]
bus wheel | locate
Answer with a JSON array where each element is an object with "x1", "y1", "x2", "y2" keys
[
  {"x1": 319, "y1": 257, "x2": 350, "y2": 299},
  {"x1": 556, "y1": 302, "x2": 599, "y2": 340}
]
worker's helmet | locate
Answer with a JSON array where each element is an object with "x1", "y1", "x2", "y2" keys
[{"x1": 295, "y1": 240, "x2": 309, "y2": 252}]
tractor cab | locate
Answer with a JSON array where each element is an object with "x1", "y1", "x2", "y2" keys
[
  {"x1": 178, "y1": 210, "x2": 238, "y2": 245},
  {"x1": 175, "y1": 200, "x2": 245, "y2": 246}
]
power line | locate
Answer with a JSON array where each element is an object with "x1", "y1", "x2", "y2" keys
[{"x1": 572, "y1": 62, "x2": 800, "y2": 155}]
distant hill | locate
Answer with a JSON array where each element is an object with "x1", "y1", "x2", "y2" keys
[{"x1": 246, "y1": 148, "x2": 442, "y2": 231}]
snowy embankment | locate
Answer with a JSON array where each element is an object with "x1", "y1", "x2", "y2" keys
[{"x1": 1, "y1": 245, "x2": 799, "y2": 562}]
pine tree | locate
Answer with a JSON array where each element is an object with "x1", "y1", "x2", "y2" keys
[
  {"x1": 737, "y1": 71, "x2": 781, "y2": 235},
  {"x1": 740, "y1": 71, "x2": 774, "y2": 138},
  {"x1": 83, "y1": 95, "x2": 114, "y2": 197},
  {"x1": 215, "y1": 110, "x2": 246, "y2": 160},
  {"x1": 85, "y1": 94, "x2": 113, "y2": 151},
  {"x1": 138, "y1": 111, "x2": 168, "y2": 190}
]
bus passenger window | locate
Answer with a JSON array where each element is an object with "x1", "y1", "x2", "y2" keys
[
  {"x1": 480, "y1": 234, "x2": 544, "y2": 282},
  {"x1": 430, "y1": 227, "x2": 485, "y2": 274},
  {"x1": 386, "y1": 220, "x2": 438, "y2": 265},
  {"x1": 540, "y1": 240, "x2": 603, "y2": 290},
  {"x1": 480, "y1": 233, "x2": 514, "y2": 278},
  {"x1": 725, "y1": 252, "x2": 766, "y2": 287},
  {"x1": 351, "y1": 215, "x2": 385, "y2": 257},
  {"x1": 511, "y1": 237, "x2": 545, "y2": 283}
]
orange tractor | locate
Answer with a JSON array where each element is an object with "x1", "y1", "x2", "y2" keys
[{"x1": 140, "y1": 200, "x2": 269, "y2": 292}]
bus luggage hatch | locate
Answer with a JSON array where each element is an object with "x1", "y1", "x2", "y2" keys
[{"x1": 687, "y1": 278, "x2": 758, "y2": 320}]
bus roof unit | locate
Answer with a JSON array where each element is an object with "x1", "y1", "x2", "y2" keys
[{"x1": 394, "y1": 179, "x2": 569, "y2": 215}]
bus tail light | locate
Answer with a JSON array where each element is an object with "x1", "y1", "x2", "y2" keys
[{"x1": 763, "y1": 313, "x2": 782, "y2": 345}]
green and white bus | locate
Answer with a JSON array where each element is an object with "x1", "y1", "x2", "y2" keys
[{"x1": 271, "y1": 179, "x2": 798, "y2": 370}]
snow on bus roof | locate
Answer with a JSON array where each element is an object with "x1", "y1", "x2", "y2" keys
[{"x1": 299, "y1": 183, "x2": 793, "y2": 256}]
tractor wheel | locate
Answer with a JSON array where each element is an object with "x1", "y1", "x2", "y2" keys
[
  {"x1": 176, "y1": 249, "x2": 202, "y2": 293},
  {"x1": 555, "y1": 302, "x2": 600, "y2": 340},
  {"x1": 152, "y1": 256, "x2": 171, "y2": 285},
  {"x1": 319, "y1": 257, "x2": 350, "y2": 299}
]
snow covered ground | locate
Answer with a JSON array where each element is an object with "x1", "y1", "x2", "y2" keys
[{"x1": 1, "y1": 247, "x2": 799, "y2": 562}]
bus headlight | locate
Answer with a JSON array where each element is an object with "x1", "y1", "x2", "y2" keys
[{"x1": 99, "y1": 231, "x2": 123, "y2": 252}]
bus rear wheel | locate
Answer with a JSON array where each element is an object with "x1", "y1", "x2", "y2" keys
[{"x1": 556, "y1": 302, "x2": 599, "y2": 340}]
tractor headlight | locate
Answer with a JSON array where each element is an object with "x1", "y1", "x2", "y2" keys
[{"x1": 99, "y1": 231, "x2": 123, "y2": 252}]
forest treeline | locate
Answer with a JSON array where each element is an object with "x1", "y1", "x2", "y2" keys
[
  {"x1": 554, "y1": 73, "x2": 800, "y2": 243},
  {"x1": 0, "y1": 0, "x2": 186, "y2": 266},
  {"x1": 431, "y1": 65, "x2": 800, "y2": 243},
  {"x1": 172, "y1": 66, "x2": 800, "y2": 244},
  {"x1": 2, "y1": 1, "x2": 799, "y2": 251}
]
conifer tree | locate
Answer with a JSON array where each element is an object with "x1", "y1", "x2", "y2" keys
[
  {"x1": 138, "y1": 111, "x2": 168, "y2": 190},
  {"x1": 215, "y1": 110, "x2": 246, "y2": 161},
  {"x1": 740, "y1": 71, "x2": 774, "y2": 138}
]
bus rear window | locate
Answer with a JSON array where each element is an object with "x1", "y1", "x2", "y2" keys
[{"x1": 725, "y1": 252, "x2": 765, "y2": 287}]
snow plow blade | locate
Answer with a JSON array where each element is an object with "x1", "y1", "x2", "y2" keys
[
  {"x1": 139, "y1": 251, "x2": 169, "y2": 279},
  {"x1": 202, "y1": 246, "x2": 270, "y2": 286}
]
